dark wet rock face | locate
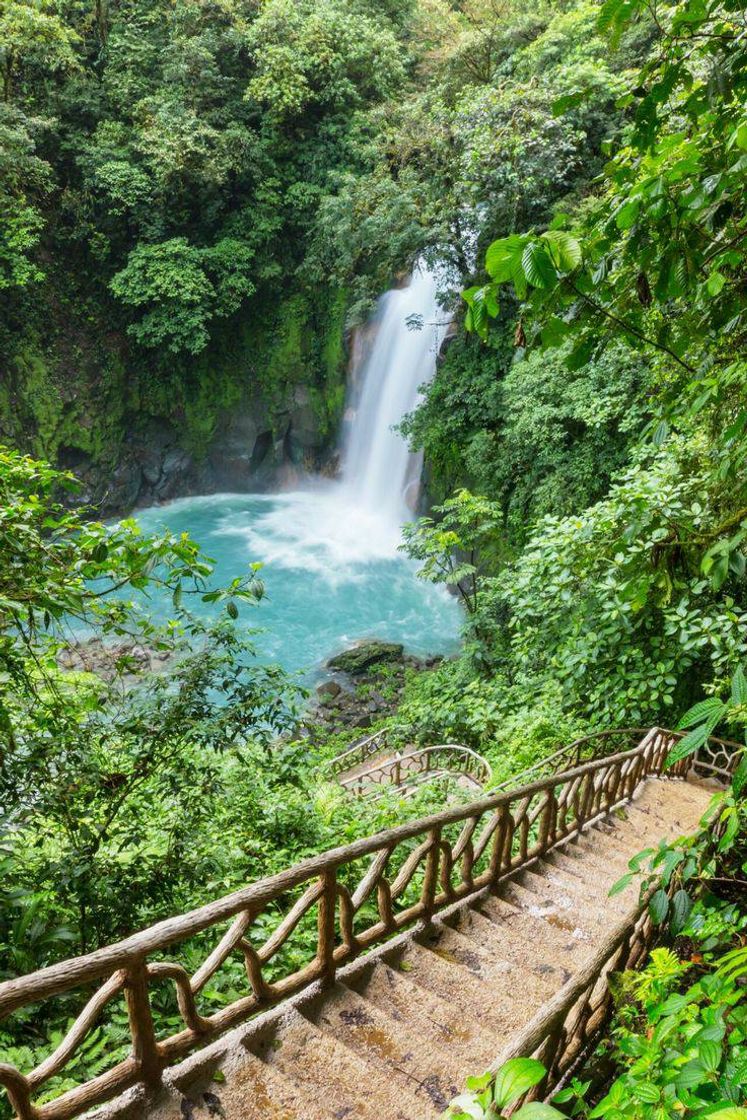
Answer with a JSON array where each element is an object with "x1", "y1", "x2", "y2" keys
[
  {"x1": 305, "y1": 650, "x2": 445, "y2": 739},
  {"x1": 65, "y1": 388, "x2": 336, "y2": 518},
  {"x1": 316, "y1": 679, "x2": 343, "y2": 701}
]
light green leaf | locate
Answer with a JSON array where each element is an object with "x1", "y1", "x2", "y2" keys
[
  {"x1": 485, "y1": 236, "x2": 529, "y2": 284},
  {"x1": 730, "y1": 666, "x2": 747, "y2": 705},
  {"x1": 492, "y1": 1059, "x2": 547, "y2": 1109},
  {"x1": 675, "y1": 1059, "x2": 706, "y2": 1090},
  {"x1": 521, "y1": 242, "x2": 558, "y2": 289},
  {"x1": 676, "y1": 694, "x2": 725, "y2": 730},
  {"x1": 615, "y1": 198, "x2": 640, "y2": 230},
  {"x1": 632, "y1": 1082, "x2": 660, "y2": 1103},
  {"x1": 666, "y1": 722, "x2": 711, "y2": 767},
  {"x1": 541, "y1": 316, "x2": 570, "y2": 348},
  {"x1": 514, "y1": 1104, "x2": 566, "y2": 1120},
  {"x1": 542, "y1": 230, "x2": 582, "y2": 273},
  {"x1": 609, "y1": 871, "x2": 634, "y2": 897},
  {"x1": 700, "y1": 1040, "x2": 722, "y2": 1073},
  {"x1": 552, "y1": 90, "x2": 589, "y2": 116}
]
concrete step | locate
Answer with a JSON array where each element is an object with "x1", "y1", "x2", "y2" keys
[
  {"x1": 482, "y1": 881, "x2": 594, "y2": 945},
  {"x1": 151, "y1": 1050, "x2": 340, "y2": 1120},
  {"x1": 451, "y1": 903, "x2": 582, "y2": 990},
  {"x1": 307, "y1": 982, "x2": 460, "y2": 1113},
  {"x1": 254, "y1": 1009, "x2": 426, "y2": 1120},
  {"x1": 389, "y1": 934, "x2": 546, "y2": 1038},
  {"x1": 526, "y1": 858, "x2": 631, "y2": 915},
  {"x1": 347, "y1": 959, "x2": 498, "y2": 1074}
]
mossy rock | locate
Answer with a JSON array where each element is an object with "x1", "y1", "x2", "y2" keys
[{"x1": 327, "y1": 641, "x2": 404, "y2": 675}]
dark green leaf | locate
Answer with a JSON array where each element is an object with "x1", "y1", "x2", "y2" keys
[{"x1": 649, "y1": 888, "x2": 669, "y2": 925}]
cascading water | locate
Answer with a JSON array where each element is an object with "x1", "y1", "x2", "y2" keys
[
  {"x1": 132, "y1": 264, "x2": 461, "y2": 673},
  {"x1": 341, "y1": 265, "x2": 449, "y2": 524}
]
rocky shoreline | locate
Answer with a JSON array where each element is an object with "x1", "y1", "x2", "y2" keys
[
  {"x1": 55, "y1": 636, "x2": 444, "y2": 737},
  {"x1": 307, "y1": 640, "x2": 443, "y2": 736}
]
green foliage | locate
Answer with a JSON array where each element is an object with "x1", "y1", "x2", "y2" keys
[
  {"x1": 404, "y1": 334, "x2": 651, "y2": 541},
  {"x1": 0, "y1": 104, "x2": 50, "y2": 290},
  {"x1": 0, "y1": 0, "x2": 422, "y2": 467},
  {"x1": 0, "y1": 447, "x2": 296, "y2": 955},
  {"x1": 401, "y1": 489, "x2": 502, "y2": 613},
  {"x1": 468, "y1": 0, "x2": 747, "y2": 418},
  {"x1": 591, "y1": 949, "x2": 747, "y2": 1120},
  {"x1": 447, "y1": 1057, "x2": 563, "y2": 1120},
  {"x1": 486, "y1": 446, "x2": 747, "y2": 724},
  {"x1": 0, "y1": 0, "x2": 79, "y2": 102},
  {"x1": 244, "y1": 0, "x2": 406, "y2": 120},
  {"x1": 110, "y1": 237, "x2": 255, "y2": 354}
]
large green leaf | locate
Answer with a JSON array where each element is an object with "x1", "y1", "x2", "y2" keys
[
  {"x1": 666, "y1": 722, "x2": 710, "y2": 767},
  {"x1": 542, "y1": 231, "x2": 582, "y2": 273},
  {"x1": 485, "y1": 235, "x2": 529, "y2": 283},
  {"x1": 670, "y1": 889, "x2": 692, "y2": 934},
  {"x1": 521, "y1": 242, "x2": 558, "y2": 289},
  {"x1": 492, "y1": 1058, "x2": 547, "y2": 1108},
  {"x1": 730, "y1": 665, "x2": 747, "y2": 705},
  {"x1": 514, "y1": 1103, "x2": 566, "y2": 1120},
  {"x1": 700, "y1": 1040, "x2": 722, "y2": 1073}
]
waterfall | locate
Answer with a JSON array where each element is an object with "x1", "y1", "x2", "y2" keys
[
  {"x1": 226, "y1": 262, "x2": 451, "y2": 576},
  {"x1": 340, "y1": 264, "x2": 448, "y2": 525}
]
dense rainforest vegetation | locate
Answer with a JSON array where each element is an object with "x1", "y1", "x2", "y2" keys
[{"x1": 1, "y1": 0, "x2": 746, "y2": 1114}]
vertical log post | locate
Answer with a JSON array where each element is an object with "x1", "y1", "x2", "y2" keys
[
  {"x1": 538, "y1": 790, "x2": 555, "y2": 852},
  {"x1": 489, "y1": 806, "x2": 509, "y2": 888},
  {"x1": 125, "y1": 959, "x2": 161, "y2": 1093},
  {"x1": 317, "y1": 868, "x2": 337, "y2": 988},
  {"x1": 421, "y1": 826, "x2": 441, "y2": 920}
]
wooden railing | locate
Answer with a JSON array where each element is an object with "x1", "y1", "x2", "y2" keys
[
  {"x1": 688, "y1": 730, "x2": 743, "y2": 783},
  {"x1": 339, "y1": 744, "x2": 492, "y2": 797},
  {"x1": 0, "y1": 728, "x2": 724, "y2": 1120},
  {"x1": 490, "y1": 729, "x2": 653, "y2": 792},
  {"x1": 326, "y1": 727, "x2": 398, "y2": 776}
]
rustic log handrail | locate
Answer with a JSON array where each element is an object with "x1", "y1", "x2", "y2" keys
[
  {"x1": 326, "y1": 726, "x2": 399, "y2": 776},
  {"x1": 339, "y1": 743, "x2": 492, "y2": 796},
  {"x1": 0, "y1": 727, "x2": 733, "y2": 1120},
  {"x1": 490, "y1": 728, "x2": 650, "y2": 791}
]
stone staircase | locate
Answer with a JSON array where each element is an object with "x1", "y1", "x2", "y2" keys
[{"x1": 144, "y1": 776, "x2": 711, "y2": 1120}]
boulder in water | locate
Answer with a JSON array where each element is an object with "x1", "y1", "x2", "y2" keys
[
  {"x1": 327, "y1": 640, "x2": 404, "y2": 675},
  {"x1": 316, "y1": 679, "x2": 343, "y2": 702}
]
